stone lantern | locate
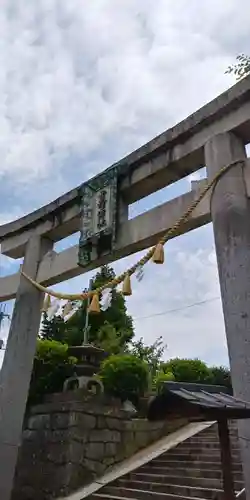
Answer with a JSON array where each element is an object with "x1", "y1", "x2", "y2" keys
[{"x1": 63, "y1": 344, "x2": 107, "y2": 394}]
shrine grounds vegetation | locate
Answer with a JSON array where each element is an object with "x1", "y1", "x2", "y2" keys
[
  {"x1": 40, "y1": 265, "x2": 134, "y2": 352},
  {"x1": 27, "y1": 265, "x2": 232, "y2": 406},
  {"x1": 28, "y1": 339, "x2": 77, "y2": 406},
  {"x1": 226, "y1": 54, "x2": 250, "y2": 80},
  {"x1": 99, "y1": 354, "x2": 149, "y2": 405},
  {"x1": 28, "y1": 342, "x2": 232, "y2": 407}
]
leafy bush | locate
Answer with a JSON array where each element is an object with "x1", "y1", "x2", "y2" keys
[
  {"x1": 28, "y1": 339, "x2": 77, "y2": 406},
  {"x1": 162, "y1": 358, "x2": 210, "y2": 384},
  {"x1": 100, "y1": 354, "x2": 149, "y2": 404},
  {"x1": 154, "y1": 370, "x2": 175, "y2": 391},
  {"x1": 207, "y1": 366, "x2": 232, "y2": 390}
]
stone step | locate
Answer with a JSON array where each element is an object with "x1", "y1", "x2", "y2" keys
[
  {"x1": 198, "y1": 433, "x2": 239, "y2": 442},
  {"x1": 90, "y1": 495, "x2": 139, "y2": 500},
  {"x1": 145, "y1": 460, "x2": 242, "y2": 472},
  {"x1": 139, "y1": 465, "x2": 241, "y2": 478},
  {"x1": 186, "y1": 437, "x2": 239, "y2": 445},
  {"x1": 184, "y1": 434, "x2": 239, "y2": 441},
  {"x1": 106, "y1": 482, "x2": 223, "y2": 500},
  {"x1": 202, "y1": 425, "x2": 239, "y2": 432},
  {"x1": 177, "y1": 439, "x2": 240, "y2": 450},
  {"x1": 137, "y1": 466, "x2": 243, "y2": 481},
  {"x1": 199, "y1": 436, "x2": 239, "y2": 444},
  {"x1": 201, "y1": 428, "x2": 239, "y2": 436},
  {"x1": 165, "y1": 451, "x2": 241, "y2": 462},
  {"x1": 123, "y1": 473, "x2": 243, "y2": 491},
  {"x1": 87, "y1": 424, "x2": 244, "y2": 500},
  {"x1": 167, "y1": 445, "x2": 240, "y2": 455},
  {"x1": 97, "y1": 486, "x2": 210, "y2": 500},
  {"x1": 174, "y1": 444, "x2": 240, "y2": 454}
]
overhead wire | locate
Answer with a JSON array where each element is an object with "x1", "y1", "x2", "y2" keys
[{"x1": 133, "y1": 296, "x2": 220, "y2": 321}]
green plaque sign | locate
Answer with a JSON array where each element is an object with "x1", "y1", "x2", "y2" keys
[{"x1": 78, "y1": 168, "x2": 118, "y2": 267}]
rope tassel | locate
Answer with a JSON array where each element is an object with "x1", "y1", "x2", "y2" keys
[
  {"x1": 152, "y1": 243, "x2": 164, "y2": 264},
  {"x1": 88, "y1": 294, "x2": 101, "y2": 314},
  {"x1": 122, "y1": 273, "x2": 132, "y2": 296}
]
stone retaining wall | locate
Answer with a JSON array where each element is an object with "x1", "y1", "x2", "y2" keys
[{"x1": 12, "y1": 393, "x2": 187, "y2": 500}]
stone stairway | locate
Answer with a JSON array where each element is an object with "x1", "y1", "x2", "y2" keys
[{"x1": 88, "y1": 421, "x2": 244, "y2": 500}]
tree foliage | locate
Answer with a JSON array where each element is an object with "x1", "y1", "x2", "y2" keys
[
  {"x1": 128, "y1": 336, "x2": 166, "y2": 375},
  {"x1": 40, "y1": 265, "x2": 134, "y2": 353},
  {"x1": 95, "y1": 321, "x2": 124, "y2": 355},
  {"x1": 28, "y1": 339, "x2": 77, "y2": 406},
  {"x1": 160, "y1": 358, "x2": 232, "y2": 390},
  {"x1": 40, "y1": 314, "x2": 66, "y2": 343},
  {"x1": 226, "y1": 54, "x2": 250, "y2": 81},
  {"x1": 32, "y1": 262, "x2": 233, "y2": 406},
  {"x1": 100, "y1": 354, "x2": 149, "y2": 404},
  {"x1": 162, "y1": 358, "x2": 210, "y2": 384},
  {"x1": 28, "y1": 265, "x2": 135, "y2": 405},
  {"x1": 206, "y1": 365, "x2": 232, "y2": 389},
  {"x1": 153, "y1": 370, "x2": 175, "y2": 391}
]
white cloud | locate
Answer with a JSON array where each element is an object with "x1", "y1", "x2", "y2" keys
[
  {"x1": 0, "y1": 0, "x2": 248, "y2": 192},
  {"x1": 0, "y1": 210, "x2": 23, "y2": 226}
]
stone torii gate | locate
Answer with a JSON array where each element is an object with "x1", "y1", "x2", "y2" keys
[{"x1": 1, "y1": 76, "x2": 250, "y2": 500}]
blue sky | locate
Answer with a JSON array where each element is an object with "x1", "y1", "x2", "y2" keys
[{"x1": 1, "y1": 0, "x2": 250, "y2": 367}]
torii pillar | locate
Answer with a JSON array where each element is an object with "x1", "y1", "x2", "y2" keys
[
  {"x1": 0, "y1": 235, "x2": 52, "y2": 500},
  {"x1": 205, "y1": 132, "x2": 250, "y2": 499}
]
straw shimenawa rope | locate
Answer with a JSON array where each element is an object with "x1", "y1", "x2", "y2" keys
[{"x1": 21, "y1": 160, "x2": 243, "y2": 302}]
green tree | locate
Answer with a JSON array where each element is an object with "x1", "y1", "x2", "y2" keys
[
  {"x1": 226, "y1": 54, "x2": 250, "y2": 80},
  {"x1": 162, "y1": 358, "x2": 210, "y2": 383},
  {"x1": 100, "y1": 354, "x2": 149, "y2": 405},
  {"x1": 30, "y1": 266, "x2": 136, "y2": 405},
  {"x1": 28, "y1": 339, "x2": 77, "y2": 406},
  {"x1": 128, "y1": 336, "x2": 166, "y2": 376},
  {"x1": 41, "y1": 265, "x2": 134, "y2": 353},
  {"x1": 153, "y1": 370, "x2": 175, "y2": 392},
  {"x1": 40, "y1": 314, "x2": 66, "y2": 343},
  {"x1": 207, "y1": 365, "x2": 232, "y2": 390},
  {"x1": 96, "y1": 321, "x2": 124, "y2": 355}
]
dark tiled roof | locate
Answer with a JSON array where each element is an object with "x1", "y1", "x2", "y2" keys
[{"x1": 147, "y1": 382, "x2": 250, "y2": 421}]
